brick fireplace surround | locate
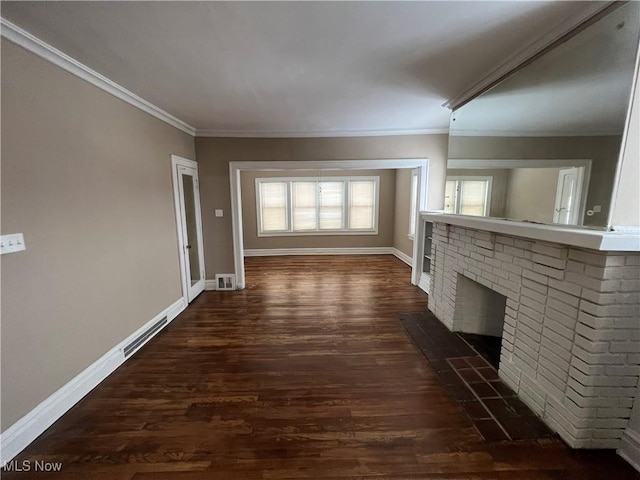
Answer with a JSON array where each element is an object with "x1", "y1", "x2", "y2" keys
[{"x1": 427, "y1": 222, "x2": 640, "y2": 449}]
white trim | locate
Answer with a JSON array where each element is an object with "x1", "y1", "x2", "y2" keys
[
  {"x1": 0, "y1": 297, "x2": 186, "y2": 464},
  {"x1": 447, "y1": 159, "x2": 592, "y2": 170},
  {"x1": 171, "y1": 155, "x2": 206, "y2": 303},
  {"x1": 391, "y1": 248, "x2": 413, "y2": 266},
  {"x1": 418, "y1": 272, "x2": 431, "y2": 294},
  {"x1": 230, "y1": 159, "x2": 429, "y2": 289},
  {"x1": 244, "y1": 247, "x2": 393, "y2": 257},
  {"x1": 196, "y1": 128, "x2": 449, "y2": 138},
  {"x1": 449, "y1": 129, "x2": 623, "y2": 137},
  {"x1": 205, "y1": 279, "x2": 218, "y2": 291},
  {"x1": 444, "y1": 3, "x2": 610, "y2": 110},
  {"x1": 619, "y1": 427, "x2": 640, "y2": 473},
  {"x1": 421, "y1": 212, "x2": 640, "y2": 252},
  {"x1": 0, "y1": 18, "x2": 196, "y2": 136}
]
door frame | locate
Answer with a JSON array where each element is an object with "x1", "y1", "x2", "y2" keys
[
  {"x1": 171, "y1": 154, "x2": 206, "y2": 302},
  {"x1": 229, "y1": 159, "x2": 429, "y2": 289}
]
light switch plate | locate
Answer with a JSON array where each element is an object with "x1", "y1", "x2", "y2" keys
[
  {"x1": 215, "y1": 209, "x2": 224, "y2": 217},
  {"x1": 1, "y1": 233, "x2": 26, "y2": 255}
]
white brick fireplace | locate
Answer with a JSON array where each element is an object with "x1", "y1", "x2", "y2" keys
[{"x1": 423, "y1": 215, "x2": 640, "y2": 449}]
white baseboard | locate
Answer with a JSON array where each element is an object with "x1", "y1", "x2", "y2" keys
[
  {"x1": 244, "y1": 247, "x2": 394, "y2": 257},
  {"x1": 205, "y1": 279, "x2": 217, "y2": 291},
  {"x1": 0, "y1": 296, "x2": 186, "y2": 463},
  {"x1": 619, "y1": 427, "x2": 640, "y2": 473},
  {"x1": 391, "y1": 248, "x2": 413, "y2": 266}
]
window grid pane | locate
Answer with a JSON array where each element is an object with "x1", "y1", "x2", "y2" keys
[
  {"x1": 261, "y1": 182, "x2": 288, "y2": 231},
  {"x1": 444, "y1": 180, "x2": 457, "y2": 214},
  {"x1": 318, "y1": 181, "x2": 344, "y2": 230},
  {"x1": 292, "y1": 182, "x2": 317, "y2": 231},
  {"x1": 349, "y1": 181, "x2": 375, "y2": 230}
]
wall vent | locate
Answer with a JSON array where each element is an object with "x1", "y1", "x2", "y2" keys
[{"x1": 123, "y1": 316, "x2": 168, "y2": 358}]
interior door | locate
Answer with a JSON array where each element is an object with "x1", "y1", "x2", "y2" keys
[
  {"x1": 553, "y1": 167, "x2": 583, "y2": 225},
  {"x1": 174, "y1": 160, "x2": 205, "y2": 302}
]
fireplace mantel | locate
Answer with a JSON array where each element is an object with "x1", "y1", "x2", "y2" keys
[{"x1": 421, "y1": 213, "x2": 640, "y2": 252}]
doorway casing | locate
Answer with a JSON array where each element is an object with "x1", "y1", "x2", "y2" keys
[{"x1": 229, "y1": 159, "x2": 429, "y2": 289}]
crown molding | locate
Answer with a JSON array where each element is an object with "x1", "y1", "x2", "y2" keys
[
  {"x1": 450, "y1": 128, "x2": 623, "y2": 137},
  {"x1": 195, "y1": 127, "x2": 449, "y2": 138},
  {"x1": 1, "y1": 17, "x2": 196, "y2": 136},
  {"x1": 444, "y1": 2, "x2": 612, "y2": 111}
]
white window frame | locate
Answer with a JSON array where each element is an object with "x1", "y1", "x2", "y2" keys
[
  {"x1": 255, "y1": 176, "x2": 380, "y2": 236},
  {"x1": 408, "y1": 169, "x2": 419, "y2": 240},
  {"x1": 445, "y1": 176, "x2": 493, "y2": 217}
]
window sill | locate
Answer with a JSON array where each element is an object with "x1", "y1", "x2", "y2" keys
[{"x1": 258, "y1": 230, "x2": 379, "y2": 238}]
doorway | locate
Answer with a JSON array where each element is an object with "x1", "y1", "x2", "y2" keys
[{"x1": 172, "y1": 155, "x2": 206, "y2": 302}]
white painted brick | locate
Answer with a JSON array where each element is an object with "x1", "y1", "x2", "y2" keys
[
  {"x1": 496, "y1": 276, "x2": 521, "y2": 294},
  {"x1": 543, "y1": 326, "x2": 575, "y2": 352},
  {"x1": 532, "y1": 243, "x2": 569, "y2": 259},
  {"x1": 518, "y1": 311, "x2": 543, "y2": 334},
  {"x1": 580, "y1": 300, "x2": 639, "y2": 318},
  {"x1": 521, "y1": 287, "x2": 547, "y2": 306},
  {"x1": 503, "y1": 245, "x2": 527, "y2": 258},
  {"x1": 546, "y1": 297, "x2": 579, "y2": 320},
  {"x1": 572, "y1": 334, "x2": 609, "y2": 354},
  {"x1": 540, "y1": 345, "x2": 570, "y2": 372},
  {"x1": 495, "y1": 235, "x2": 515, "y2": 246},
  {"x1": 597, "y1": 407, "x2": 632, "y2": 418},
  {"x1": 537, "y1": 367, "x2": 566, "y2": 398},
  {"x1": 571, "y1": 356, "x2": 606, "y2": 376},
  {"x1": 533, "y1": 253, "x2": 567, "y2": 270},
  {"x1": 578, "y1": 311, "x2": 615, "y2": 329},
  {"x1": 547, "y1": 288, "x2": 580, "y2": 308},
  {"x1": 604, "y1": 266, "x2": 640, "y2": 280},
  {"x1": 546, "y1": 305, "x2": 578, "y2": 331},
  {"x1": 520, "y1": 295, "x2": 545, "y2": 315},
  {"x1": 570, "y1": 369, "x2": 638, "y2": 387},
  {"x1": 494, "y1": 252, "x2": 514, "y2": 263},
  {"x1": 502, "y1": 262, "x2": 523, "y2": 276},
  {"x1": 513, "y1": 257, "x2": 534, "y2": 270},
  {"x1": 565, "y1": 271, "x2": 602, "y2": 291},
  {"x1": 548, "y1": 279, "x2": 584, "y2": 299},
  {"x1": 514, "y1": 239, "x2": 534, "y2": 250},
  {"x1": 533, "y1": 263, "x2": 565, "y2": 280},
  {"x1": 568, "y1": 249, "x2": 608, "y2": 267},
  {"x1": 625, "y1": 255, "x2": 640, "y2": 266},
  {"x1": 519, "y1": 305, "x2": 544, "y2": 324},
  {"x1": 584, "y1": 264, "x2": 606, "y2": 279},
  {"x1": 522, "y1": 278, "x2": 547, "y2": 294},
  {"x1": 610, "y1": 342, "x2": 640, "y2": 353},
  {"x1": 544, "y1": 318, "x2": 575, "y2": 341},
  {"x1": 605, "y1": 255, "x2": 627, "y2": 267},
  {"x1": 566, "y1": 260, "x2": 586, "y2": 273},
  {"x1": 475, "y1": 239, "x2": 494, "y2": 251},
  {"x1": 592, "y1": 428, "x2": 625, "y2": 438},
  {"x1": 567, "y1": 388, "x2": 633, "y2": 408},
  {"x1": 614, "y1": 317, "x2": 640, "y2": 329},
  {"x1": 572, "y1": 346, "x2": 626, "y2": 365},
  {"x1": 620, "y1": 279, "x2": 640, "y2": 292}
]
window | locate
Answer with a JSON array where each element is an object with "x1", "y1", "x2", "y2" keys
[
  {"x1": 444, "y1": 177, "x2": 491, "y2": 217},
  {"x1": 256, "y1": 177, "x2": 379, "y2": 235},
  {"x1": 408, "y1": 169, "x2": 419, "y2": 239}
]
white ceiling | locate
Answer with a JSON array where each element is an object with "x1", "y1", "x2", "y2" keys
[{"x1": 1, "y1": 1, "x2": 607, "y2": 137}]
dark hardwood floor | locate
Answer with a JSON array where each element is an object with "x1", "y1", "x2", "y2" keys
[{"x1": 3, "y1": 255, "x2": 638, "y2": 479}]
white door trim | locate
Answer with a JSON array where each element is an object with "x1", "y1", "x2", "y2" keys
[
  {"x1": 229, "y1": 159, "x2": 429, "y2": 289},
  {"x1": 171, "y1": 154, "x2": 206, "y2": 302}
]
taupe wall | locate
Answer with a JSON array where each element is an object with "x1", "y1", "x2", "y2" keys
[
  {"x1": 393, "y1": 169, "x2": 414, "y2": 258},
  {"x1": 195, "y1": 135, "x2": 448, "y2": 275},
  {"x1": 241, "y1": 169, "x2": 395, "y2": 249},
  {"x1": 504, "y1": 167, "x2": 561, "y2": 223},
  {"x1": 1, "y1": 40, "x2": 195, "y2": 430},
  {"x1": 446, "y1": 168, "x2": 510, "y2": 218},
  {"x1": 448, "y1": 135, "x2": 622, "y2": 227}
]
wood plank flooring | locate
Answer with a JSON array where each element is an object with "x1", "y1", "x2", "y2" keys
[{"x1": 3, "y1": 255, "x2": 638, "y2": 479}]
